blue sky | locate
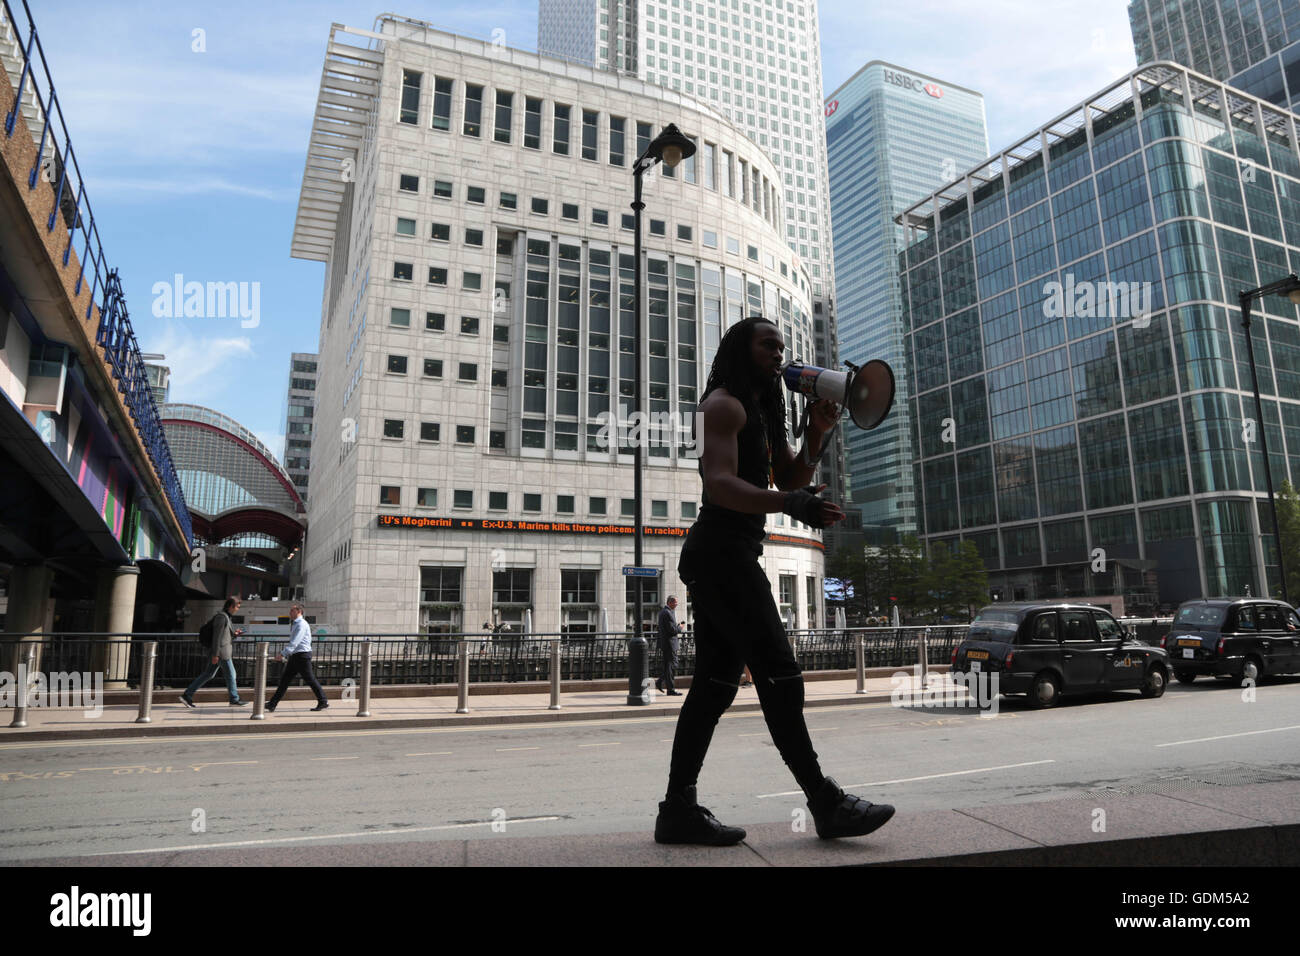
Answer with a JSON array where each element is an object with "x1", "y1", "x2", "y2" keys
[{"x1": 33, "y1": 0, "x2": 1137, "y2": 459}]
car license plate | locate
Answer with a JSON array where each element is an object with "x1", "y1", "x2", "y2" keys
[
  {"x1": 970, "y1": 661, "x2": 981, "y2": 673},
  {"x1": 967, "y1": 650, "x2": 989, "y2": 660},
  {"x1": 1177, "y1": 639, "x2": 1199, "y2": 647},
  {"x1": 1182, "y1": 648, "x2": 1195, "y2": 659}
]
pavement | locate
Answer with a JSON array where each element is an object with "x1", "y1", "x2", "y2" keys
[{"x1": 4, "y1": 670, "x2": 1298, "y2": 867}]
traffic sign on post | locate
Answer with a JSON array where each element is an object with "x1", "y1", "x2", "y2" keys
[{"x1": 622, "y1": 566, "x2": 661, "y2": 578}]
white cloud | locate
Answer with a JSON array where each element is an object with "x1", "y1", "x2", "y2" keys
[
  {"x1": 252, "y1": 429, "x2": 287, "y2": 463},
  {"x1": 144, "y1": 323, "x2": 255, "y2": 402}
]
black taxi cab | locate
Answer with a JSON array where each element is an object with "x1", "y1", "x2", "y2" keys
[
  {"x1": 1164, "y1": 598, "x2": 1300, "y2": 685},
  {"x1": 950, "y1": 602, "x2": 1169, "y2": 708}
]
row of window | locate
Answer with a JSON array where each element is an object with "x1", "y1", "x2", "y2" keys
[
  {"x1": 397, "y1": 70, "x2": 782, "y2": 230},
  {"x1": 383, "y1": 354, "x2": 502, "y2": 386},
  {"x1": 378, "y1": 485, "x2": 699, "y2": 519},
  {"x1": 394, "y1": 174, "x2": 778, "y2": 267}
]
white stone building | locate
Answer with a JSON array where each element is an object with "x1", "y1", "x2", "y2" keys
[{"x1": 292, "y1": 17, "x2": 827, "y2": 635}]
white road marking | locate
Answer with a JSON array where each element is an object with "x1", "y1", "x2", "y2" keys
[
  {"x1": 756, "y1": 760, "x2": 1057, "y2": 799},
  {"x1": 578, "y1": 742, "x2": 621, "y2": 748},
  {"x1": 310, "y1": 756, "x2": 359, "y2": 761},
  {"x1": 1156, "y1": 724, "x2": 1300, "y2": 747},
  {"x1": 84, "y1": 816, "x2": 564, "y2": 855},
  {"x1": 496, "y1": 747, "x2": 540, "y2": 752},
  {"x1": 405, "y1": 752, "x2": 453, "y2": 757}
]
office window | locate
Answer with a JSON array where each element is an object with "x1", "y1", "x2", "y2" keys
[
  {"x1": 553, "y1": 104, "x2": 571, "y2": 154},
  {"x1": 434, "y1": 179, "x2": 453, "y2": 198},
  {"x1": 465, "y1": 228, "x2": 484, "y2": 247},
  {"x1": 463, "y1": 272, "x2": 482, "y2": 291},
  {"x1": 590, "y1": 496, "x2": 607, "y2": 515},
  {"x1": 456, "y1": 425, "x2": 475, "y2": 444},
  {"x1": 678, "y1": 224, "x2": 693, "y2": 241},
  {"x1": 432, "y1": 76, "x2": 453, "y2": 131},
  {"x1": 423, "y1": 359, "x2": 443, "y2": 378},
  {"x1": 425, "y1": 311, "x2": 446, "y2": 331},
  {"x1": 491, "y1": 369, "x2": 507, "y2": 387},
  {"x1": 609, "y1": 115, "x2": 625, "y2": 166},
  {"x1": 428, "y1": 267, "x2": 448, "y2": 285},
  {"x1": 493, "y1": 324, "x2": 509, "y2": 343},
  {"x1": 524, "y1": 96, "x2": 542, "y2": 149},
  {"x1": 393, "y1": 262, "x2": 413, "y2": 281},
  {"x1": 494, "y1": 89, "x2": 513, "y2": 143},
  {"x1": 489, "y1": 491, "x2": 508, "y2": 510},
  {"x1": 652, "y1": 499, "x2": 668, "y2": 518},
  {"x1": 582, "y1": 109, "x2": 599, "y2": 161},
  {"x1": 387, "y1": 355, "x2": 407, "y2": 374},
  {"x1": 592, "y1": 208, "x2": 609, "y2": 226},
  {"x1": 467, "y1": 185, "x2": 486, "y2": 204},
  {"x1": 390, "y1": 307, "x2": 411, "y2": 328},
  {"x1": 383, "y1": 419, "x2": 404, "y2": 439},
  {"x1": 532, "y1": 197, "x2": 549, "y2": 214},
  {"x1": 682, "y1": 501, "x2": 697, "y2": 519},
  {"x1": 420, "y1": 422, "x2": 440, "y2": 441},
  {"x1": 650, "y1": 219, "x2": 666, "y2": 236},
  {"x1": 523, "y1": 492, "x2": 542, "y2": 512},
  {"x1": 562, "y1": 202, "x2": 579, "y2": 220},
  {"x1": 396, "y1": 217, "x2": 416, "y2": 236},
  {"x1": 417, "y1": 487, "x2": 437, "y2": 507},
  {"x1": 400, "y1": 69, "x2": 421, "y2": 124},
  {"x1": 621, "y1": 213, "x2": 635, "y2": 230},
  {"x1": 500, "y1": 191, "x2": 518, "y2": 210},
  {"x1": 399, "y1": 173, "x2": 419, "y2": 192},
  {"x1": 458, "y1": 362, "x2": 478, "y2": 381},
  {"x1": 621, "y1": 498, "x2": 635, "y2": 517},
  {"x1": 489, "y1": 430, "x2": 506, "y2": 449},
  {"x1": 431, "y1": 222, "x2": 450, "y2": 241},
  {"x1": 558, "y1": 494, "x2": 575, "y2": 514},
  {"x1": 726, "y1": 236, "x2": 740, "y2": 254},
  {"x1": 379, "y1": 485, "x2": 401, "y2": 505},
  {"x1": 464, "y1": 83, "x2": 483, "y2": 136},
  {"x1": 702, "y1": 230, "x2": 717, "y2": 247},
  {"x1": 460, "y1": 315, "x2": 480, "y2": 334},
  {"x1": 454, "y1": 489, "x2": 473, "y2": 509},
  {"x1": 747, "y1": 244, "x2": 758, "y2": 260}
]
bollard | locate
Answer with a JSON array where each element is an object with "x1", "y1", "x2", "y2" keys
[
  {"x1": 357, "y1": 640, "x2": 372, "y2": 717},
  {"x1": 855, "y1": 633, "x2": 866, "y2": 694},
  {"x1": 250, "y1": 642, "x2": 268, "y2": 720},
  {"x1": 919, "y1": 626, "x2": 930, "y2": 685},
  {"x1": 9, "y1": 643, "x2": 36, "y2": 728},
  {"x1": 456, "y1": 640, "x2": 469, "y2": 714},
  {"x1": 135, "y1": 642, "x2": 157, "y2": 723},
  {"x1": 549, "y1": 638, "x2": 562, "y2": 710},
  {"x1": 626, "y1": 633, "x2": 649, "y2": 705}
]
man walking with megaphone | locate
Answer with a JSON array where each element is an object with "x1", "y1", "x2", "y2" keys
[{"x1": 654, "y1": 316, "x2": 896, "y2": 845}]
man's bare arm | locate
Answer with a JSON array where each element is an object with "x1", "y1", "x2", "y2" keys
[{"x1": 699, "y1": 393, "x2": 789, "y2": 514}]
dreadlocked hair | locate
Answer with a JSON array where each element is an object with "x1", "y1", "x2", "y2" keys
[{"x1": 701, "y1": 316, "x2": 786, "y2": 459}]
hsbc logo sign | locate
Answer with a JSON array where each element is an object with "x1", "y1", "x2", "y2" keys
[
  {"x1": 825, "y1": 99, "x2": 838, "y2": 117},
  {"x1": 883, "y1": 68, "x2": 943, "y2": 98}
]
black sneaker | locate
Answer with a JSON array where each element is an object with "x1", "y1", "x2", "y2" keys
[
  {"x1": 265, "y1": 703, "x2": 276, "y2": 713},
  {"x1": 230, "y1": 700, "x2": 248, "y2": 706},
  {"x1": 654, "y1": 786, "x2": 746, "y2": 846},
  {"x1": 312, "y1": 701, "x2": 329, "y2": 711},
  {"x1": 808, "y1": 776, "x2": 895, "y2": 840},
  {"x1": 179, "y1": 696, "x2": 196, "y2": 709}
]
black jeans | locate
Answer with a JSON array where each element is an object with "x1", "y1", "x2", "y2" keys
[
  {"x1": 665, "y1": 540, "x2": 824, "y2": 799},
  {"x1": 269, "y1": 652, "x2": 326, "y2": 706}
]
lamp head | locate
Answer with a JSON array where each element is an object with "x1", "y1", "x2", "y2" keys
[{"x1": 650, "y1": 123, "x2": 696, "y2": 168}]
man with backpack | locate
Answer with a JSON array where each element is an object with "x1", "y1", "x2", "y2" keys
[{"x1": 180, "y1": 596, "x2": 247, "y2": 707}]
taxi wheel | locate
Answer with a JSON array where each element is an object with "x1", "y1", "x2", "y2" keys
[
  {"x1": 1029, "y1": 672, "x2": 1060, "y2": 708},
  {"x1": 1174, "y1": 671, "x2": 1197, "y2": 684},
  {"x1": 1140, "y1": 665, "x2": 1166, "y2": 698},
  {"x1": 1240, "y1": 658, "x2": 1261, "y2": 685}
]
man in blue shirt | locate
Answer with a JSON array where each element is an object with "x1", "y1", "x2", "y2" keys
[{"x1": 265, "y1": 604, "x2": 328, "y2": 712}]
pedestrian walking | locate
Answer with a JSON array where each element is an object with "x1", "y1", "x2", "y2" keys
[
  {"x1": 656, "y1": 595, "x2": 685, "y2": 696},
  {"x1": 180, "y1": 596, "x2": 247, "y2": 707},
  {"x1": 654, "y1": 317, "x2": 895, "y2": 845},
  {"x1": 265, "y1": 604, "x2": 328, "y2": 712}
]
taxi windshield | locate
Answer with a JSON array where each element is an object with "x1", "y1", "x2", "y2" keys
[{"x1": 1175, "y1": 605, "x2": 1226, "y2": 627}]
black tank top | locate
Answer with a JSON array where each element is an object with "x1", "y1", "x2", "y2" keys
[{"x1": 689, "y1": 395, "x2": 769, "y2": 547}]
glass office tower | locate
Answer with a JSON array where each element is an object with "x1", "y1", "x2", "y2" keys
[
  {"x1": 1129, "y1": 0, "x2": 1300, "y2": 110},
  {"x1": 899, "y1": 63, "x2": 1300, "y2": 611},
  {"x1": 826, "y1": 62, "x2": 987, "y2": 544}
]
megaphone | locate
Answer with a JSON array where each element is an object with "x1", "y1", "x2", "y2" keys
[{"x1": 781, "y1": 359, "x2": 895, "y2": 430}]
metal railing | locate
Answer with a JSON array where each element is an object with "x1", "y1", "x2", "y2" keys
[
  {"x1": 0, "y1": 0, "x2": 191, "y2": 546},
  {"x1": 0, "y1": 619, "x2": 1176, "y2": 693}
]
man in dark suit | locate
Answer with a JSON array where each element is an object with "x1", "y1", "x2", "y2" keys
[{"x1": 656, "y1": 595, "x2": 684, "y2": 696}]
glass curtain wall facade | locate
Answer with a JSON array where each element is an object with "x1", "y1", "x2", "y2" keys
[
  {"x1": 1128, "y1": 0, "x2": 1300, "y2": 110},
  {"x1": 825, "y1": 62, "x2": 988, "y2": 545},
  {"x1": 282, "y1": 352, "x2": 317, "y2": 501},
  {"x1": 899, "y1": 63, "x2": 1300, "y2": 611}
]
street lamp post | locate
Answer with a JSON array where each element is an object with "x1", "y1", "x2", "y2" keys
[
  {"x1": 627, "y1": 124, "x2": 695, "y2": 705},
  {"x1": 1239, "y1": 273, "x2": 1300, "y2": 605}
]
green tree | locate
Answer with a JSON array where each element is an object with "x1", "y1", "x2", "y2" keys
[{"x1": 1275, "y1": 480, "x2": 1300, "y2": 601}]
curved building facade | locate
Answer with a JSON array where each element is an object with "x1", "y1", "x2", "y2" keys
[
  {"x1": 160, "y1": 403, "x2": 305, "y2": 548},
  {"x1": 294, "y1": 19, "x2": 827, "y2": 633}
]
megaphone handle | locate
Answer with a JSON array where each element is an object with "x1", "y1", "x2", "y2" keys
[
  {"x1": 792, "y1": 400, "x2": 810, "y2": 440},
  {"x1": 800, "y1": 420, "x2": 837, "y2": 468}
]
